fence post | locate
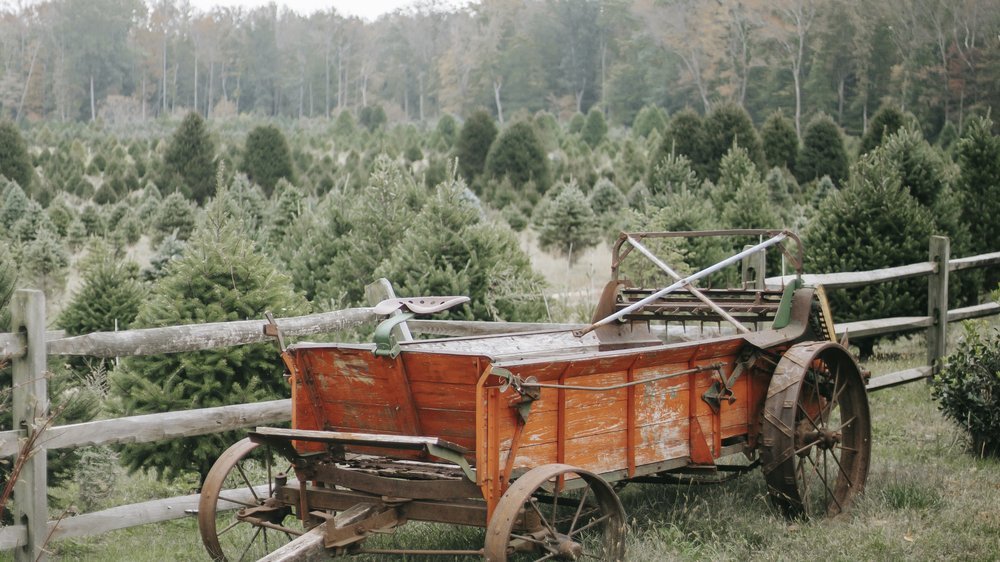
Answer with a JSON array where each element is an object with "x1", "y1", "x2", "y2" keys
[
  {"x1": 10, "y1": 290, "x2": 49, "y2": 562},
  {"x1": 927, "y1": 236, "x2": 949, "y2": 378}
]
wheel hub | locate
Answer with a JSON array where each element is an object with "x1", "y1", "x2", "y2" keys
[{"x1": 550, "y1": 534, "x2": 584, "y2": 560}]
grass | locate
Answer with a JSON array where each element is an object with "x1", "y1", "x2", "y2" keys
[{"x1": 8, "y1": 329, "x2": 1000, "y2": 561}]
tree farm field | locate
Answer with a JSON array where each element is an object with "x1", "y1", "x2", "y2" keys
[{"x1": 15, "y1": 328, "x2": 998, "y2": 562}]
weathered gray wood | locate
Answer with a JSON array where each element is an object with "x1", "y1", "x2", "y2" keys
[
  {"x1": 0, "y1": 525, "x2": 26, "y2": 550},
  {"x1": 0, "y1": 331, "x2": 24, "y2": 361},
  {"x1": 10, "y1": 290, "x2": 49, "y2": 562},
  {"x1": 927, "y1": 236, "x2": 949, "y2": 375},
  {"x1": 867, "y1": 366, "x2": 933, "y2": 391},
  {"x1": 0, "y1": 400, "x2": 291, "y2": 458},
  {"x1": 408, "y1": 319, "x2": 586, "y2": 337},
  {"x1": 257, "y1": 522, "x2": 329, "y2": 562},
  {"x1": 834, "y1": 316, "x2": 933, "y2": 339},
  {"x1": 949, "y1": 251, "x2": 1000, "y2": 271},
  {"x1": 948, "y1": 302, "x2": 1000, "y2": 322},
  {"x1": 46, "y1": 308, "x2": 375, "y2": 357},
  {"x1": 765, "y1": 261, "x2": 935, "y2": 290}
]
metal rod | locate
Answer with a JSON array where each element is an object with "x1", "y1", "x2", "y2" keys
[
  {"x1": 358, "y1": 549, "x2": 484, "y2": 556},
  {"x1": 579, "y1": 232, "x2": 789, "y2": 335},
  {"x1": 625, "y1": 235, "x2": 751, "y2": 334}
]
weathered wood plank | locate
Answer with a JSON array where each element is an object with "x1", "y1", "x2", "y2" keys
[
  {"x1": 948, "y1": 302, "x2": 1000, "y2": 322},
  {"x1": 833, "y1": 316, "x2": 932, "y2": 339},
  {"x1": 0, "y1": 332, "x2": 24, "y2": 360},
  {"x1": 765, "y1": 261, "x2": 935, "y2": 290},
  {"x1": 867, "y1": 366, "x2": 933, "y2": 391},
  {"x1": 257, "y1": 523, "x2": 329, "y2": 562},
  {"x1": 0, "y1": 400, "x2": 291, "y2": 458},
  {"x1": 46, "y1": 308, "x2": 376, "y2": 358},
  {"x1": 927, "y1": 237, "x2": 950, "y2": 374},
  {"x1": 0, "y1": 525, "x2": 26, "y2": 550},
  {"x1": 949, "y1": 251, "x2": 1000, "y2": 271}
]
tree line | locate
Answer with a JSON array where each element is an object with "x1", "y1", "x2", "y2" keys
[{"x1": 0, "y1": 0, "x2": 998, "y2": 140}]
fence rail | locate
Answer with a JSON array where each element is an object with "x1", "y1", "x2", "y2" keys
[{"x1": 0, "y1": 238, "x2": 997, "y2": 560}]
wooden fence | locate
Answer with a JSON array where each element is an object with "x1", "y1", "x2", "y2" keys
[{"x1": 0, "y1": 235, "x2": 997, "y2": 560}]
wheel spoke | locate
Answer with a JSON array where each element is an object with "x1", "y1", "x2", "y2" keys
[
  {"x1": 510, "y1": 533, "x2": 548, "y2": 547},
  {"x1": 235, "y1": 463, "x2": 261, "y2": 503},
  {"x1": 568, "y1": 512, "x2": 612, "y2": 537},
  {"x1": 216, "y1": 519, "x2": 243, "y2": 538},
  {"x1": 569, "y1": 485, "x2": 593, "y2": 535},
  {"x1": 529, "y1": 499, "x2": 559, "y2": 538},
  {"x1": 218, "y1": 494, "x2": 258, "y2": 509},
  {"x1": 827, "y1": 446, "x2": 854, "y2": 488},
  {"x1": 533, "y1": 553, "x2": 558, "y2": 562},
  {"x1": 267, "y1": 447, "x2": 273, "y2": 497},
  {"x1": 237, "y1": 526, "x2": 263, "y2": 562},
  {"x1": 804, "y1": 450, "x2": 842, "y2": 513}
]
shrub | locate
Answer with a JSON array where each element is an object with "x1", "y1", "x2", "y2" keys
[
  {"x1": 241, "y1": 124, "x2": 295, "y2": 196},
  {"x1": 455, "y1": 109, "x2": 497, "y2": 183},
  {"x1": 930, "y1": 321, "x2": 1000, "y2": 457}
]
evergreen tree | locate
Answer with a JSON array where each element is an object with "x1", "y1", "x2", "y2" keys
[
  {"x1": 358, "y1": 104, "x2": 387, "y2": 131},
  {"x1": 703, "y1": 102, "x2": 765, "y2": 181},
  {"x1": 538, "y1": 180, "x2": 599, "y2": 265},
  {"x1": 455, "y1": 110, "x2": 498, "y2": 183},
  {"x1": 485, "y1": 121, "x2": 550, "y2": 192},
  {"x1": 657, "y1": 108, "x2": 709, "y2": 179},
  {"x1": 152, "y1": 192, "x2": 197, "y2": 244},
  {"x1": 333, "y1": 110, "x2": 356, "y2": 137},
  {"x1": 647, "y1": 152, "x2": 700, "y2": 204},
  {"x1": 377, "y1": 178, "x2": 547, "y2": 322},
  {"x1": 0, "y1": 178, "x2": 29, "y2": 231},
  {"x1": 434, "y1": 114, "x2": 459, "y2": 148},
  {"x1": 589, "y1": 178, "x2": 627, "y2": 215},
  {"x1": 161, "y1": 112, "x2": 217, "y2": 204},
  {"x1": 761, "y1": 111, "x2": 799, "y2": 171},
  {"x1": 955, "y1": 116, "x2": 1000, "y2": 260},
  {"x1": 796, "y1": 114, "x2": 849, "y2": 186},
  {"x1": 58, "y1": 240, "x2": 145, "y2": 336},
  {"x1": 241, "y1": 124, "x2": 295, "y2": 197},
  {"x1": 632, "y1": 105, "x2": 668, "y2": 139},
  {"x1": 0, "y1": 244, "x2": 15, "y2": 332},
  {"x1": 804, "y1": 151, "x2": 937, "y2": 357},
  {"x1": 21, "y1": 226, "x2": 69, "y2": 297},
  {"x1": 581, "y1": 107, "x2": 608, "y2": 147},
  {"x1": 860, "y1": 104, "x2": 906, "y2": 154},
  {"x1": 0, "y1": 120, "x2": 32, "y2": 190},
  {"x1": 112, "y1": 186, "x2": 308, "y2": 483}
]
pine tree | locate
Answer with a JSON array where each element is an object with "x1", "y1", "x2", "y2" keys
[
  {"x1": 761, "y1": 111, "x2": 799, "y2": 171},
  {"x1": 859, "y1": 104, "x2": 906, "y2": 154},
  {"x1": 656, "y1": 108, "x2": 709, "y2": 179},
  {"x1": 955, "y1": 116, "x2": 1000, "y2": 260},
  {"x1": 589, "y1": 178, "x2": 627, "y2": 215},
  {"x1": 485, "y1": 121, "x2": 550, "y2": 192},
  {"x1": 21, "y1": 226, "x2": 70, "y2": 297},
  {"x1": 581, "y1": 107, "x2": 608, "y2": 147},
  {"x1": 804, "y1": 151, "x2": 937, "y2": 357},
  {"x1": 152, "y1": 192, "x2": 197, "y2": 245},
  {"x1": 377, "y1": 178, "x2": 546, "y2": 322},
  {"x1": 796, "y1": 114, "x2": 849, "y2": 186},
  {"x1": 241, "y1": 124, "x2": 295, "y2": 197},
  {"x1": 455, "y1": 110, "x2": 498, "y2": 183},
  {"x1": 703, "y1": 102, "x2": 765, "y2": 181},
  {"x1": 0, "y1": 177, "x2": 29, "y2": 231},
  {"x1": 0, "y1": 244, "x2": 15, "y2": 332},
  {"x1": 434, "y1": 114, "x2": 459, "y2": 148},
  {"x1": 333, "y1": 110, "x2": 356, "y2": 137},
  {"x1": 717, "y1": 146, "x2": 779, "y2": 230},
  {"x1": 538, "y1": 180, "x2": 599, "y2": 266},
  {"x1": 632, "y1": 105, "x2": 668, "y2": 139},
  {"x1": 58, "y1": 239, "x2": 145, "y2": 336},
  {"x1": 0, "y1": 120, "x2": 32, "y2": 190},
  {"x1": 112, "y1": 186, "x2": 308, "y2": 483},
  {"x1": 647, "y1": 152, "x2": 700, "y2": 205},
  {"x1": 161, "y1": 112, "x2": 217, "y2": 204}
]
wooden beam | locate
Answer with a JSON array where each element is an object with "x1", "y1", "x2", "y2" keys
[
  {"x1": 0, "y1": 332, "x2": 24, "y2": 361},
  {"x1": 867, "y1": 366, "x2": 933, "y2": 391},
  {"x1": 834, "y1": 316, "x2": 932, "y2": 339},
  {"x1": 0, "y1": 526, "x2": 25, "y2": 550},
  {"x1": 765, "y1": 261, "x2": 935, "y2": 290},
  {"x1": 257, "y1": 523, "x2": 329, "y2": 562},
  {"x1": 949, "y1": 251, "x2": 1000, "y2": 271},
  {"x1": 11, "y1": 290, "x2": 49, "y2": 562},
  {"x1": 46, "y1": 308, "x2": 375, "y2": 357},
  {"x1": 948, "y1": 302, "x2": 1000, "y2": 323},
  {"x1": 927, "y1": 236, "x2": 949, "y2": 375},
  {"x1": 0, "y1": 400, "x2": 291, "y2": 458}
]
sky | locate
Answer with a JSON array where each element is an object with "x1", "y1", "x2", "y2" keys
[{"x1": 188, "y1": 0, "x2": 465, "y2": 20}]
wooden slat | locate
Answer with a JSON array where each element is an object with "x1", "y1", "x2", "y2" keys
[
  {"x1": 252, "y1": 427, "x2": 469, "y2": 454},
  {"x1": 0, "y1": 332, "x2": 24, "y2": 360},
  {"x1": 46, "y1": 308, "x2": 375, "y2": 357},
  {"x1": 766, "y1": 261, "x2": 935, "y2": 290},
  {"x1": 257, "y1": 523, "x2": 328, "y2": 562},
  {"x1": 949, "y1": 251, "x2": 1000, "y2": 271},
  {"x1": 867, "y1": 366, "x2": 933, "y2": 391},
  {"x1": 0, "y1": 525, "x2": 25, "y2": 550},
  {"x1": 834, "y1": 316, "x2": 932, "y2": 339},
  {"x1": 948, "y1": 302, "x2": 1000, "y2": 322},
  {"x1": 0, "y1": 400, "x2": 290, "y2": 458}
]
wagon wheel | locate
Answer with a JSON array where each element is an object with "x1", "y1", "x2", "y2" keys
[
  {"x1": 760, "y1": 341, "x2": 871, "y2": 519},
  {"x1": 199, "y1": 438, "x2": 302, "y2": 561},
  {"x1": 484, "y1": 463, "x2": 626, "y2": 561}
]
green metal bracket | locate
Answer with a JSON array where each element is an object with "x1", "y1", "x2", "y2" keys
[
  {"x1": 771, "y1": 278, "x2": 803, "y2": 330},
  {"x1": 425, "y1": 443, "x2": 477, "y2": 483},
  {"x1": 373, "y1": 313, "x2": 415, "y2": 358}
]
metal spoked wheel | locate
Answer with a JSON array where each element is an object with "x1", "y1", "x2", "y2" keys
[
  {"x1": 761, "y1": 341, "x2": 871, "y2": 519},
  {"x1": 484, "y1": 463, "x2": 626, "y2": 562},
  {"x1": 198, "y1": 438, "x2": 302, "y2": 561}
]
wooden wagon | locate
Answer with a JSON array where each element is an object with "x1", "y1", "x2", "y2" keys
[{"x1": 197, "y1": 229, "x2": 871, "y2": 561}]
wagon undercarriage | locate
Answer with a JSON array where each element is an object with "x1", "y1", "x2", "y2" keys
[{"x1": 197, "y1": 229, "x2": 872, "y2": 561}]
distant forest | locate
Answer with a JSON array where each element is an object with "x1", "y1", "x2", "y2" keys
[{"x1": 1, "y1": 0, "x2": 998, "y2": 139}]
